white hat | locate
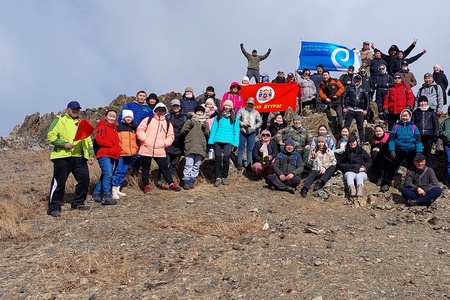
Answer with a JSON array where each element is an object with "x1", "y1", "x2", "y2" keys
[{"x1": 122, "y1": 109, "x2": 134, "y2": 120}]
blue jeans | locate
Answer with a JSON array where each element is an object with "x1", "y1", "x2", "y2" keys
[
  {"x1": 94, "y1": 156, "x2": 116, "y2": 194},
  {"x1": 238, "y1": 132, "x2": 256, "y2": 166},
  {"x1": 401, "y1": 187, "x2": 442, "y2": 205},
  {"x1": 112, "y1": 156, "x2": 133, "y2": 186}
]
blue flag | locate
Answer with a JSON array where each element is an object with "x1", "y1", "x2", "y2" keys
[{"x1": 298, "y1": 41, "x2": 361, "y2": 72}]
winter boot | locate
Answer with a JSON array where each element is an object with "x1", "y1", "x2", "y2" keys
[
  {"x1": 348, "y1": 184, "x2": 356, "y2": 197},
  {"x1": 111, "y1": 186, "x2": 120, "y2": 200},
  {"x1": 116, "y1": 186, "x2": 126, "y2": 197},
  {"x1": 300, "y1": 187, "x2": 308, "y2": 198},
  {"x1": 356, "y1": 184, "x2": 364, "y2": 197}
]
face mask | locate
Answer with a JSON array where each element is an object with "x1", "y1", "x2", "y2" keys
[
  {"x1": 185, "y1": 92, "x2": 193, "y2": 98},
  {"x1": 402, "y1": 67, "x2": 408, "y2": 71}
]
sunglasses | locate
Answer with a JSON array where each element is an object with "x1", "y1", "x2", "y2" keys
[
  {"x1": 394, "y1": 77, "x2": 401, "y2": 79},
  {"x1": 379, "y1": 67, "x2": 385, "y2": 70},
  {"x1": 231, "y1": 85, "x2": 239, "y2": 89}
]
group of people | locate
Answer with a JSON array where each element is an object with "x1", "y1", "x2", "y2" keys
[{"x1": 46, "y1": 41, "x2": 448, "y2": 217}]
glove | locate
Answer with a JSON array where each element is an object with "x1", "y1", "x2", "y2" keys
[
  {"x1": 405, "y1": 105, "x2": 411, "y2": 111},
  {"x1": 390, "y1": 151, "x2": 396, "y2": 160},
  {"x1": 240, "y1": 43, "x2": 244, "y2": 47},
  {"x1": 384, "y1": 109, "x2": 390, "y2": 115},
  {"x1": 268, "y1": 48, "x2": 271, "y2": 52}
]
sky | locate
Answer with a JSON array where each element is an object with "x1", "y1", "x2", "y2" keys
[{"x1": 1, "y1": 0, "x2": 450, "y2": 137}]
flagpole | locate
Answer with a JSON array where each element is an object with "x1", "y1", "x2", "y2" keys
[{"x1": 72, "y1": 118, "x2": 81, "y2": 145}]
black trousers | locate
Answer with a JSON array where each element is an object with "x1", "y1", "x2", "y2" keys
[
  {"x1": 141, "y1": 156, "x2": 174, "y2": 187},
  {"x1": 214, "y1": 143, "x2": 233, "y2": 179},
  {"x1": 48, "y1": 157, "x2": 89, "y2": 213}
]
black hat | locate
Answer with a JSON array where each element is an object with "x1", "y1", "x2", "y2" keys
[
  {"x1": 206, "y1": 86, "x2": 214, "y2": 92},
  {"x1": 147, "y1": 93, "x2": 159, "y2": 101},
  {"x1": 354, "y1": 74, "x2": 362, "y2": 80},
  {"x1": 348, "y1": 65, "x2": 355, "y2": 70},
  {"x1": 418, "y1": 95, "x2": 428, "y2": 103},
  {"x1": 67, "y1": 101, "x2": 81, "y2": 109},
  {"x1": 194, "y1": 105, "x2": 205, "y2": 113},
  {"x1": 348, "y1": 134, "x2": 358, "y2": 142},
  {"x1": 414, "y1": 153, "x2": 426, "y2": 161},
  {"x1": 317, "y1": 64, "x2": 324, "y2": 69}
]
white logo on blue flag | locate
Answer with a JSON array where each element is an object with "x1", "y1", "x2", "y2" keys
[{"x1": 298, "y1": 41, "x2": 361, "y2": 72}]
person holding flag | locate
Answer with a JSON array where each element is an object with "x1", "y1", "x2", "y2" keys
[{"x1": 47, "y1": 101, "x2": 95, "y2": 217}]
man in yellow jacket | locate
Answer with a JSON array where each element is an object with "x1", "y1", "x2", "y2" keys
[{"x1": 47, "y1": 101, "x2": 95, "y2": 217}]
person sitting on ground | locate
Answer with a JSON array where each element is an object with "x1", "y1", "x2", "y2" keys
[
  {"x1": 380, "y1": 109, "x2": 422, "y2": 192},
  {"x1": 334, "y1": 127, "x2": 350, "y2": 160},
  {"x1": 267, "y1": 139, "x2": 303, "y2": 194},
  {"x1": 208, "y1": 100, "x2": 240, "y2": 187},
  {"x1": 268, "y1": 113, "x2": 288, "y2": 139},
  {"x1": 300, "y1": 136, "x2": 337, "y2": 198},
  {"x1": 337, "y1": 134, "x2": 372, "y2": 197},
  {"x1": 92, "y1": 109, "x2": 122, "y2": 205},
  {"x1": 111, "y1": 109, "x2": 138, "y2": 200},
  {"x1": 221, "y1": 81, "x2": 244, "y2": 114},
  {"x1": 251, "y1": 129, "x2": 280, "y2": 178},
  {"x1": 369, "y1": 125, "x2": 390, "y2": 185},
  {"x1": 137, "y1": 103, "x2": 181, "y2": 193},
  {"x1": 412, "y1": 96, "x2": 439, "y2": 166},
  {"x1": 236, "y1": 97, "x2": 262, "y2": 170},
  {"x1": 277, "y1": 115, "x2": 310, "y2": 165},
  {"x1": 310, "y1": 125, "x2": 336, "y2": 151},
  {"x1": 180, "y1": 105, "x2": 210, "y2": 190},
  {"x1": 400, "y1": 152, "x2": 442, "y2": 206}
]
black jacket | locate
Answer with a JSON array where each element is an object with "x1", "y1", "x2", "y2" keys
[
  {"x1": 273, "y1": 150, "x2": 304, "y2": 176},
  {"x1": 165, "y1": 112, "x2": 187, "y2": 154},
  {"x1": 252, "y1": 140, "x2": 280, "y2": 163},
  {"x1": 337, "y1": 145, "x2": 372, "y2": 173},
  {"x1": 412, "y1": 107, "x2": 439, "y2": 137},
  {"x1": 342, "y1": 84, "x2": 369, "y2": 110}
]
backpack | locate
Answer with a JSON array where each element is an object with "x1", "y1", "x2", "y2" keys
[
  {"x1": 393, "y1": 123, "x2": 416, "y2": 135},
  {"x1": 418, "y1": 84, "x2": 440, "y2": 104},
  {"x1": 278, "y1": 152, "x2": 299, "y2": 166},
  {"x1": 147, "y1": 116, "x2": 170, "y2": 131}
]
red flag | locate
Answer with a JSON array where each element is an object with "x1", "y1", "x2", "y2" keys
[
  {"x1": 240, "y1": 83, "x2": 298, "y2": 113},
  {"x1": 73, "y1": 118, "x2": 94, "y2": 141}
]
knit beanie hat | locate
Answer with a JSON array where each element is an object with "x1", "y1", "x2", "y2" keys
[
  {"x1": 185, "y1": 87, "x2": 194, "y2": 93},
  {"x1": 205, "y1": 98, "x2": 215, "y2": 106},
  {"x1": 122, "y1": 109, "x2": 134, "y2": 120},
  {"x1": 285, "y1": 139, "x2": 295, "y2": 147},
  {"x1": 223, "y1": 100, "x2": 234, "y2": 109},
  {"x1": 317, "y1": 136, "x2": 327, "y2": 144},
  {"x1": 194, "y1": 105, "x2": 205, "y2": 113}
]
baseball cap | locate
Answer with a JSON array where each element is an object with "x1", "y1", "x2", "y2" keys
[{"x1": 67, "y1": 101, "x2": 81, "y2": 109}]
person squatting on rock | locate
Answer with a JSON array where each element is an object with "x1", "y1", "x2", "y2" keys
[
  {"x1": 380, "y1": 109, "x2": 423, "y2": 193},
  {"x1": 208, "y1": 100, "x2": 240, "y2": 187},
  {"x1": 137, "y1": 103, "x2": 181, "y2": 193},
  {"x1": 180, "y1": 105, "x2": 210, "y2": 190},
  {"x1": 240, "y1": 43, "x2": 271, "y2": 83},
  {"x1": 337, "y1": 134, "x2": 372, "y2": 197},
  {"x1": 251, "y1": 129, "x2": 280, "y2": 178},
  {"x1": 47, "y1": 101, "x2": 95, "y2": 217},
  {"x1": 92, "y1": 109, "x2": 122, "y2": 205},
  {"x1": 400, "y1": 152, "x2": 442, "y2": 206},
  {"x1": 266, "y1": 139, "x2": 304, "y2": 194},
  {"x1": 111, "y1": 109, "x2": 138, "y2": 200},
  {"x1": 236, "y1": 97, "x2": 262, "y2": 170},
  {"x1": 300, "y1": 136, "x2": 337, "y2": 198}
]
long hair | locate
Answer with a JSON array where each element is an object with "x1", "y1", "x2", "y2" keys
[{"x1": 217, "y1": 107, "x2": 236, "y2": 124}]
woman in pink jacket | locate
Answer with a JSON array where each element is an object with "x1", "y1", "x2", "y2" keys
[
  {"x1": 221, "y1": 81, "x2": 244, "y2": 114},
  {"x1": 137, "y1": 103, "x2": 181, "y2": 193}
]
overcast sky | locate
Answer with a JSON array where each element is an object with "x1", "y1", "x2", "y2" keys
[{"x1": 1, "y1": 0, "x2": 449, "y2": 137}]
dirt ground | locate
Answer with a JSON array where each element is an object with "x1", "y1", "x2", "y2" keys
[{"x1": 1, "y1": 149, "x2": 450, "y2": 300}]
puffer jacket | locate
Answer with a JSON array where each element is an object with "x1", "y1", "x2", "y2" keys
[
  {"x1": 273, "y1": 150, "x2": 304, "y2": 176},
  {"x1": 137, "y1": 103, "x2": 175, "y2": 157},
  {"x1": 319, "y1": 78, "x2": 344, "y2": 106},
  {"x1": 221, "y1": 82, "x2": 244, "y2": 113},
  {"x1": 337, "y1": 145, "x2": 372, "y2": 173},
  {"x1": 208, "y1": 114, "x2": 240, "y2": 147},
  {"x1": 236, "y1": 107, "x2": 262, "y2": 134},
  {"x1": 383, "y1": 82, "x2": 414, "y2": 114},
  {"x1": 180, "y1": 95, "x2": 199, "y2": 116},
  {"x1": 412, "y1": 107, "x2": 439, "y2": 137},
  {"x1": 388, "y1": 112, "x2": 423, "y2": 153},
  {"x1": 298, "y1": 77, "x2": 317, "y2": 102},
  {"x1": 117, "y1": 121, "x2": 138, "y2": 156},
  {"x1": 95, "y1": 119, "x2": 121, "y2": 159}
]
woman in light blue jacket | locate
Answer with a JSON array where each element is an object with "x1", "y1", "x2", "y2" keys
[{"x1": 208, "y1": 100, "x2": 240, "y2": 187}]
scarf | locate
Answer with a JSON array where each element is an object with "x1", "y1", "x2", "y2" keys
[{"x1": 192, "y1": 114, "x2": 206, "y2": 123}]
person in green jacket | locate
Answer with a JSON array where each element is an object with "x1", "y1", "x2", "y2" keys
[
  {"x1": 240, "y1": 43, "x2": 271, "y2": 83},
  {"x1": 47, "y1": 101, "x2": 95, "y2": 217}
]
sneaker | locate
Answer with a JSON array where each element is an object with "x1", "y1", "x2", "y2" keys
[
  {"x1": 49, "y1": 210, "x2": 61, "y2": 217},
  {"x1": 214, "y1": 178, "x2": 222, "y2": 187},
  {"x1": 183, "y1": 180, "x2": 191, "y2": 190},
  {"x1": 91, "y1": 192, "x2": 102, "y2": 203},
  {"x1": 380, "y1": 184, "x2": 390, "y2": 193},
  {"x1": 221, "y1": 178, "x2": 229, "y2": 185},
  {"x1": 407, "y1": 199, "x2": 418, "y2": 206},
  {"x1": 300, "y1": 187, "x2": 308, "y2": 198},
  {"x1": 71, "y1": 204, "x2": 91, "y2": 210},
  {"x1": 285, "y1": 186, "x2": 295, "y2": 194},
  {"x1": 143, "y1": 185, "x2": 151, "y2": 194},
  {"x1": 169, "y1": 183, "x2": 181, "y2": 192},
  {"x1": 102, "y1": 194, "x2": 117, "y2": 205},
  {"x1": 313, "y1": 180, "x2": 325, "y2": 191}
]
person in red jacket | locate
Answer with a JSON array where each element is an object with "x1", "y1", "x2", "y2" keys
[
  {"x1": 92, "y1": 110, "x2": 122, "y2": 205},
  {"x1": 383, "y1": 73, "x2": 415, "y2": 129}
]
